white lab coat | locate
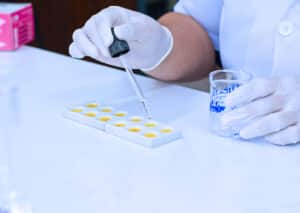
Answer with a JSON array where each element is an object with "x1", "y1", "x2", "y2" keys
[{"x1": 175, "y1": 0, "x2": 300, "y2": 78}]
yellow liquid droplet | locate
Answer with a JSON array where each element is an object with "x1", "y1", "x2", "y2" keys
[
  {"x1": 101, "y1": 108, "x2": 113, "y2": 113},
  {"x1": 144, "y1": 133, "x2": 158, "y2": 138},
  {"x1": 114, "y1": 112, "x2": 126, "y2": 117},
  {"x1": 161, "y1": 128, "x2": 173, "y2": 134},
  {"x1": 86, "y1": 103, "x2": 98, "y2": 108},
  {"x1": 128, "y1": 127, "x2": 141, "y2": 133},
  {"x1": 144, "y1": 122, "x2": 157, "y2": 128},
  {"x1": 85, "y1": 112, "x2": 97, "y2": 117},
  {"x1": 99, "y1": 116, "x2": 112, "y2": 122},
  {"x1": 114, "y1": 123, "x2": 126, "y2": 127},
  {"x1": 71, "y1": 109, "x2": 83, "y2": 113},
  {"x1": 130, "y1": 117, "x2": 142, "y2": 123}
]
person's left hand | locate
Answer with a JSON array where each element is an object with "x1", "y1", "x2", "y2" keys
[{"x1": 221, "y1": 77, "x2": 300, "y2": 145}]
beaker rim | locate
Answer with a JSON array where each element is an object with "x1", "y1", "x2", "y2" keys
[{"x1": 209, "y1": 69, "x2": 253, "y2": 87}]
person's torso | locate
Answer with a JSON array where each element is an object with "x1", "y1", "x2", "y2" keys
[{"x1": 220, "y1": 0, "x2": 300, "y2": 77}]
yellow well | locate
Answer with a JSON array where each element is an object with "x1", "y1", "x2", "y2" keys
[
  {"x1": 86, "y1": 103, "x2": 99, "y2": 108},
  {"x1": 99, "y1": 116, "x2": 112, "y2": 122},
  {"x1": 144, "y1": 132, "x2": 158, "y2": 138}
]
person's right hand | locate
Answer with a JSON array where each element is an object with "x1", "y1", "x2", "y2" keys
[{"x1": 69, "y1": 6, "x2": 173, "y2": 71}]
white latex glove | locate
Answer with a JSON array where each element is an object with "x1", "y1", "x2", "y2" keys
[
  {"x1": 69, "y1": 6, "x2": 173, "y2": 71},
  {"x1": 221, "y1": 77, "x2": 300, "y2": 145}
]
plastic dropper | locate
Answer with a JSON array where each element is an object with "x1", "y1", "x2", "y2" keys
[{"x1": 108, "y1": 28, "x2": 152, "y2": 120}]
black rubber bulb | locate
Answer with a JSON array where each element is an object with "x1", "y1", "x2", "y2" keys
[{"x1": 109, "y1": 28, "x2": 130, "y2": 58}]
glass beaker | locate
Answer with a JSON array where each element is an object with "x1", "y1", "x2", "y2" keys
[
  {"x1": 0, "y1": 69, "x2": 32, "y2": 213},
  {"x1": 209, "y1": 69, "x2": 253, "y2": 137},
  {"x1": 0, "y1": 82, "x2": 15, "y2": 213}
]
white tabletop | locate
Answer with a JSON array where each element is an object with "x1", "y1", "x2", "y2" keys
[{"x1": 1, "y1": 46, "x2": 300, "y2": 213}]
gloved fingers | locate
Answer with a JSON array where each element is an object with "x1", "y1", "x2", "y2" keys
[
  {"x1": 114, "y1": 24, "x2": 136, "y2": 42},
  {"x1": 93, "y1": 53, "x2": 122, "y2": 68},
  {"x1": 221, "y1": 94, "x2": 285, "y2": 126},
  {"x1": 239, "y1": 110, "x2": 298, "y2": 139},
  {"x1": 72, "y1": 29, "x2": 98, "y2": 58},
  {"x1": 114, "y1": 22, "x2": 148, "y2": 42},
  {"x1": 94, "y1": 6, "x2": 128, "y2": 47},
  {"x1": 83, "y1": 17, "x2": 110, "y2": 57},
  {"x1": 284, "y1": 95, "x2": 300, "y2": 112},
  {"x1": 265, "y1": 124, "x2": 300, "y2": 146},
  {"x1": 225, "y1": 78, "x2": 279, "y2": 108},
  {"x1": 69, "y1": 42, "x2": 84, "y2": 59},
  {"x1": 70, "y1": 29, "x2": 122, "y2": 66}
]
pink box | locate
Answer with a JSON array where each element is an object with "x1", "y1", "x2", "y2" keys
[{"x1": 0, "y1": 2, "x2": 35, "y2": 51}]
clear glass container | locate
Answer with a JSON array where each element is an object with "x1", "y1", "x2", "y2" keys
[
  {"x1": 0, "y1": 69, "x2": 32, "y2": 213},
  {"x1": 209, "y1": 69, "x2": 253, "y2": 137}
]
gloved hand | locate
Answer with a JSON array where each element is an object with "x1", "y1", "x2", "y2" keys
[
  {"x1": 69, "y1": 6, "x2": 173, "y2": 71},
  {"x1": 221, "y1": 77, "x2": 300, "y2": 145}
]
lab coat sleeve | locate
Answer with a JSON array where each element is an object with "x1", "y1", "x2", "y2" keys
[{"x1": 174, "y1": 0, "x2": 223, "y2": 50}]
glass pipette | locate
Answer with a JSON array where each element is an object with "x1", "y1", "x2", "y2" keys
[{"x1": 109, "y1": 28, "x2": 152, "y2": 119}]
